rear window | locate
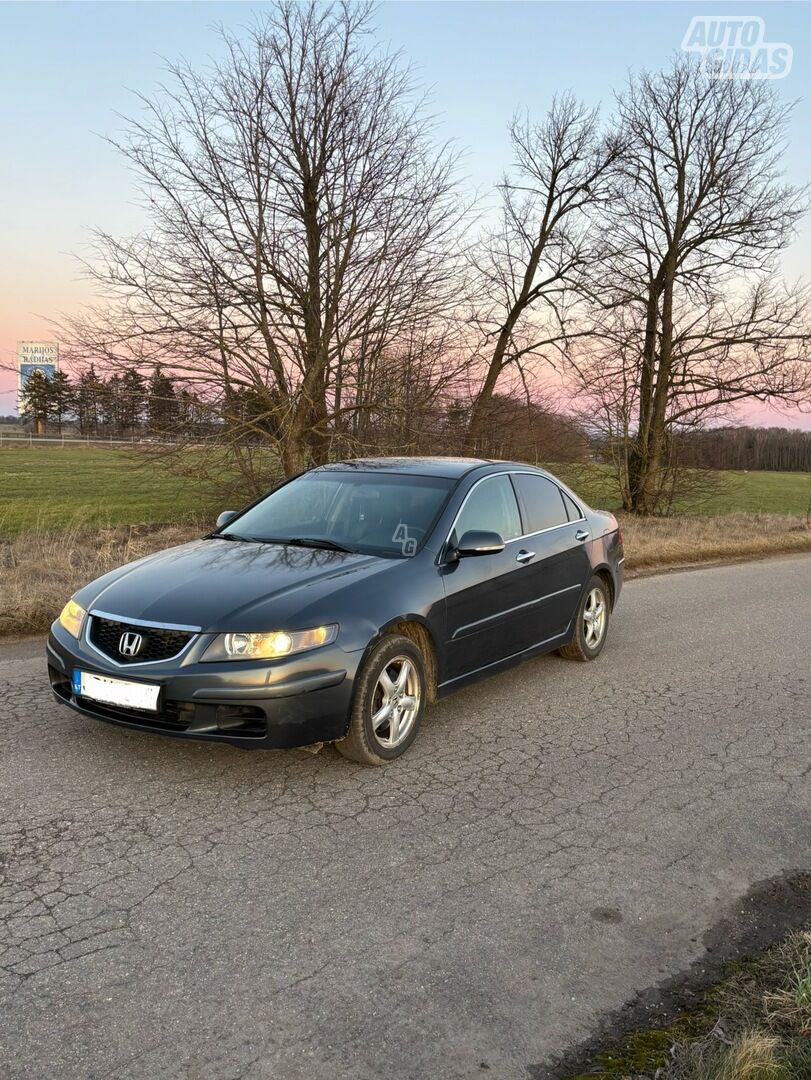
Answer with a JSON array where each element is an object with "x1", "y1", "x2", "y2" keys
[
  {"x1": 561, "y1": 489, "x2": 583, "y2": 522},
  {"x1": 513, "y1": 474, "x2": 569, "y2": 533}
]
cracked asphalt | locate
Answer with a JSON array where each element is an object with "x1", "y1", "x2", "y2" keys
[{"x1": 1, "y1": 555, "x2": 809, "y2": 1080}]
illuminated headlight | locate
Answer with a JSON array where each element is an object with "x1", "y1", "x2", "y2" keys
[
  {"x1": 58, "y1": 598, "x2": 87, "y2": 639},
  {"x1": 202, "y1": 625, "x2": 338, "y2": 662}
]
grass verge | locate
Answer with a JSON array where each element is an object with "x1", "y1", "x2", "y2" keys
[
  {"x1": 1, "y1": 512, "x2": 809, "y2": 638},
  {"x1": 618, "y1": 512, "x2": 811, "y2": 573},
  {"x1": 0, "y1": 519, "x2": 205, "y2": 636},
  {"x1": 570, "y1": 927, "x2": 811, "y2": 1079}
]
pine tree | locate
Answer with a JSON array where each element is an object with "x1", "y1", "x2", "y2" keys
[
  {"x1": 100, "y1": 374, "x2": 123, "y2": 435},
  {"x1": 120, "y1": 368, "x2": 146, "y2": 434},
  {"x1": 75, "y1": 366, "x2": 103, "y2": 435},
  {"x1": 20, "y1": 370, "x2": 54, "y2": 434},
  {"x1": 49, "y1": 371, "x2": 76, "y2": 435},
  {"x1": 147, "y1": 365, "x2": 178, "y2": 434}
]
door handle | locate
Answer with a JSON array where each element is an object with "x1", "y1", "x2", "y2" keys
[
  {"x1": 575, "y1": 530, "x2": 589, "y2": 542},
  {"x1": 516, "y1": 550, "x2": 535, "y2": 564}
]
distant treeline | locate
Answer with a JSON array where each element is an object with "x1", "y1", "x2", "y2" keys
[
  {"x1": 18, "y1": 364, "x2": 589, "y2": 464},
  {"x1": 19, "y1": 365, "x2": 202, "y2": 438},
  {"x1": 677, "y1": 426, "x2": 811, "y2": 473},
  {"x1": 16, "y1": 365, "x2": 810, "y2": 476}
]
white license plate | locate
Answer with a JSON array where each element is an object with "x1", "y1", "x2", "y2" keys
[{"x1": 73, "y1": 670, "x2": 160, "y2": 712}]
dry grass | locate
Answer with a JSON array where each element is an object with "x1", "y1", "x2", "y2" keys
[
  {"x1": 717, "y1": 1033, "x2": 783, "y2": 1080},
  {"x1": 658, "y1": 933, "x2": 811, "y2": 1080},
  {"x1": 620, "y1": 512, "x2": 811, "y2": 574},
  {"x1": 1, "y1": 512, "x2": 810, "y2": 638},
  {"x1": 670, "y1": 1031, "x2": 784, "y2": 1080},
  {"x1": 762, "y1": 934, "x2": 811, "y2": 1037},
  {"x1": 575, "y1": 928, "x2": 811, "y2": 1080},
  {"x1": 0, "y1": 519, "x2": 203, "y2": 637}
]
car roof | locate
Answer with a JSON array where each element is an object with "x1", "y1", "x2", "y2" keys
[
  {"x1": 311, "y1": 457, "x2": 544, "y2": 480},
  {"x1": 314, "y1": 456, "x2": 494, "y2": 479}
]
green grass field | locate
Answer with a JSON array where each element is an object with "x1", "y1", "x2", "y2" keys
[
  {"x1": 1, "y1": 445, "x2": 809, "y2": 538},
  {"x1": 709, "y1": 468, "x2": 811, "y2": 515},
  {"x1": 552, "y1": 462, "x2": 811, "y2": 516},
  {"x1": 0, "y1": 445, "x2": 213, "y2": 536}
]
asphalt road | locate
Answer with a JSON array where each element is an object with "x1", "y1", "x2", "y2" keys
[{"x1": 1, "y1": 555, "x2": 809, "y2": 1080}]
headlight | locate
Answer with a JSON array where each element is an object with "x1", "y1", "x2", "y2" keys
[
  {"x1": 58, "y1": 598, "x2": 87, "y2": 639},
  {"x1": 201, "y1": 624, "x2": 338, "y2": 662}
]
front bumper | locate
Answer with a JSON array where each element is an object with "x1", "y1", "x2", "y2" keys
[{"x1": 47, "y1": 620, "x2": 358, "y2": 750}]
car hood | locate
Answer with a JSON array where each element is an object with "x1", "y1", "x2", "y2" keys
[{"x1": 75, "y1": 538, "x2": 393, "y2": 632}]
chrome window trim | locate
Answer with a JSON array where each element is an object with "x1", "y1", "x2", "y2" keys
[
  {"x1": 440, "y1": 469, "x2": 586, "y2": 557},
  {"x1": 84, "y1": 612, "x2": 201, "y2": 669}
]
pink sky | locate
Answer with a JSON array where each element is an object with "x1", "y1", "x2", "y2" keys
[{"x1": 2, "y1": 1, "x2": 810, "y2": 431}]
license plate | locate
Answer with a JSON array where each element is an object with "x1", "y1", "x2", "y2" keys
[{"x1": 73, "y1": 670, "x2": 160, "y2": 712}]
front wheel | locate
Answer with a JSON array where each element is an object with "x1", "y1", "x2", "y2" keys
[
  {"x1": 335, "y1": 634, "x2": 426, "y2": 764},
  {"x1": 558, "y1": 575, "x2": 610, "y2": 661}
]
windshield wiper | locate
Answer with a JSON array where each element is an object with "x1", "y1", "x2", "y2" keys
[
  {"x1": 210, "y1": 533, "x2": 356, "y2": 553},
  {"x1": 209, "y1": 532, "x2": 257, "y2": 543},
  {"x1": 285, "y1": 537, "x2": 357, "y2": 553}
]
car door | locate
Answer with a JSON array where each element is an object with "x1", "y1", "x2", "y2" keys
[
  {"x1": 440, "y1": 473, "x2": 539, "y2": 681},
  {"x1": 510, "y1": 473, "x2": 592, "y2": 640}
]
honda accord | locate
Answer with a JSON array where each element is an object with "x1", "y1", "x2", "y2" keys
[{"x1": 48, "y1": 458, "x2": 624, "y2": 764}]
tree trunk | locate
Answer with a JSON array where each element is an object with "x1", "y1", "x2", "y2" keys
[
  {"x1": 281, "y1": 425, "x2": 311, "y2": 475},
  {"x1": 465, "y1": 317, "x2": 516, "y2": 454},
  {"x1": 629, "y1": 261, "x2": 675, "y2": 516}
]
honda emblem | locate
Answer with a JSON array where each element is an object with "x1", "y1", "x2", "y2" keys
[{"x1": 118, "y1": 631, "x2": 144, "y2": 657}]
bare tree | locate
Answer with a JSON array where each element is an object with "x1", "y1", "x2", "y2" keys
[
  {"x1": 465, "y1": 95, "x2": 622, "y2": 452},
  {"x1": 62, "y1": 2, "x2": 468, "y2": 478},
  {"x1": 576, "y1": 58, "x2": 810, "y2": 514}
]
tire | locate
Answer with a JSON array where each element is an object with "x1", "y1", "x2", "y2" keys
[
  {"x1": 558, "y1": 574, "x2": 610, "y2": 662},
  {"x1": 335, "y1": 634, "x2": 426, "y2": 765}
]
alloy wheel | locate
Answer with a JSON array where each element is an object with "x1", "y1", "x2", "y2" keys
[
  {"x1": 370, "y1": 656, "x2": 421, "y2": 749},
  {"x1": 583, "y1": 587, "x2": 607, "y2": 649}
]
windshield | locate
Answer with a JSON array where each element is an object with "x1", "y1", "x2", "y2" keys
[{"x1": 220, "y1": 471, "x2": 455, "y2": 558}]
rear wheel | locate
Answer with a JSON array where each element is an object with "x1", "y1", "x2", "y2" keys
[
  {"x1": 335, "y1": 634, "x2": 426, "y2": 764},
  {"x1": 558, "y1": 575, "x2": 610, "y2": 661}
]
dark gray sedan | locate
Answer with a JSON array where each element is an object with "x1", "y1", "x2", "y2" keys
[{"x1": 48, "y1": 457, "x2": 624, "y2": 764}]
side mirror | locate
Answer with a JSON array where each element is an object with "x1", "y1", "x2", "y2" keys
[
  {"x1": 451, "y1": 529, "x2": 505, "y2": 560},
  {"x1": 215, "y1": 510, "x2": 238, "y2": 530}
]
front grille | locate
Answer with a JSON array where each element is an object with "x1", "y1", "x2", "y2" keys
[{"x1": 89, "y1": 616, "x2": 195, "y2": 664}]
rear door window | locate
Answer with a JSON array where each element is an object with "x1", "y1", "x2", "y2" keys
[{"x1": 513, "y1": 474, "x2": 569, "y2": 534}]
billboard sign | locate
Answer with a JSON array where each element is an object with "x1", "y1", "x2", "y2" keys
[{"x1": 17, "y1": 341, "x2": 59, "y2": 412}]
